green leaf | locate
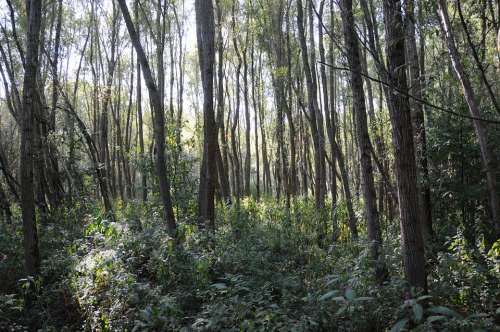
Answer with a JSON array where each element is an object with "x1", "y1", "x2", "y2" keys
[
  {"x1": 345, "y1": 288, "x2": 355, "y2": 301},
  {"x1": 390, "y1": 318, "x2": 408, "y2": 332},
  {"x1": 428, "y1": 306, "x2": 462, "y2": 319},
  {"x1": 210, "y1": 283, "x2": 227, "y2": 290},
  {"x1": 467, "y1": 313, "x2": 488, "y2": 319},
  {"x1": 318, "y1": 290, "x2": 340, "y2": 301},
  {"x1": 336, "y1": 306, "x2": 347, "y2": 316},
  {"x1": 416, "y1": 295, "x2": 432, "y2": 302},
  {"x1": 427, "y1": 315, "x2": 446, "y2": 323},
  {"x1": 355, "y1": 296, "x2": 374, "y2": 302},
  {"x1": 413, "y1": 303, "x2": 423, "y2": 322},
  {"x1": 331, "y1": 296, "x2": 346, "y2": 302}
]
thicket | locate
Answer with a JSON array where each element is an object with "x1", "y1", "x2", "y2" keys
[{"x1": 1, "y1": 197, "x2": 498, "y2": 331}]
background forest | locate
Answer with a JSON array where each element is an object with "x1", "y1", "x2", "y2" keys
[{"x1": 0, "y1": 0, "x2": 499, "y2": 330}]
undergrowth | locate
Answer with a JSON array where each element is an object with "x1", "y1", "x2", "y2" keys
[{"x1": 0, "y1": 198, "x2": 499, "y2": 331}]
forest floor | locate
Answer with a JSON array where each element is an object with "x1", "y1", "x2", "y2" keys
[{"x1": 1, "y1": 199, "x2": 499, "y2": 331}]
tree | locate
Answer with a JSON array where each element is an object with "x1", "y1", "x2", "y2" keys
[
  {"x1": 21, "y1": 0, "x2": 43, "y2": 276},
  {"x1": 340, "y1": 0, "x2": 384, "y2": 279},
  {"x1": 134, "y1": 0, "x2": 147, "y2": 202},
  {"x1": 382, "y1": 0, "x2": 426, "y2": 290},
  {"x1": 437, "y1": 0, "x2": 500, "y2": 242},
  {"x1": 231, "y1": 0, "x2": 242, "y2": 209},
  {"x1": 296, "y1": 0, "x2": 326, "y2": 209},
  {"x1": 405, "y1": 0, "x2": 433, "y2": 240},
  {"x1": 117, "y1": 0, "x2": 177, "y2": 235},
  {"x1": 196, "y1": 0, "x2": 218, "y2": 230}
]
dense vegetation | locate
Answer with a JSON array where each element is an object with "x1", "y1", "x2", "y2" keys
[{"x1": 0, "y1": 0, "x2": 499, "y2": 331}]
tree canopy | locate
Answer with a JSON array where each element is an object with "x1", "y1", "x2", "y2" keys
[{"x1": 0, "y1": 0, "x2": 499, "y2": 330}]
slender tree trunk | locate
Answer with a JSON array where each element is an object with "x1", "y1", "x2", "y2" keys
[
  {"x1": 118, "y1": 0, "x2": 177, "y2": 235},
  {"x1": 297, "y1": 0, "x2": 326, "y2": 209},
  {"x1": 196, "y1": 0, "x2": 218, "y2": 230},
  {"x1": 285, "y1": 5, "x2": 298, "y2": 197},
  {"x1": 47, "y1": 0, "x2": 64, "y2": 204},
  {"x1": 231, "y1": 0, "x2": 242, "y2": 209},
  {"x1": 251, "y1": 35, "x2": 260, "y2": 201},
  {"x1": 437, "y1": 0, "x2": 500, "y2": 241},
  {"x1": 341, "y1": 0, "x2": 384, "y2": 279},
  {"x1": 0, "y1": 181, "x2": 12, "y2": 224},
  {"x1": 172, "y1": 4, "x2": 185, "y2": 155},
  {"x1": 258, "y1": 63, "x2": 272, "y2": 195},
  {"x1": 405, "y1": 0, "x2": 433, "y2": 240},
  {"x1": 214, "y1": 1, "x2": 231, "y2": 204},
  {"x1": 134, "y1": 1, "x2": 147, "y2": 202},
  {"x1": 326, "y1": 0, "x2": 338, "y2": 239},
  {"x1": 124, "y1": 46, "x2": 134, "y2": 199},
  {"x1": 242, "y1": 34, "x2": 251, "y2": 197},
  {"x1": 21, "y1": 0, "x2": 42, "y2": 276},
  {"x1": 383, "y1": 0, "x2": 426, "y2": 290},
  {"x1": 456, "y1": 0, "x2": 499, "y2": 116}
]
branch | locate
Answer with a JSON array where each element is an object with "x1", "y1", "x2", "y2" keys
[{"x1": 318, "y1": 61, "x2": 500, "y2": 125}]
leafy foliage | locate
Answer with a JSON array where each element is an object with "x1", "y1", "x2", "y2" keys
[{"x1": 1, "y1": 199, "x2": 498, "y2": 331}]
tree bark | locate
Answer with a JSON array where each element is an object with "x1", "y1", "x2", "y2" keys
[
  {"x1": 118, "y1": 0, "x2": 177, "y2": 235},
  {"x1": 437, "y1": 0, "x2": 500, "y2": 241},
  {"x1": 242, "y1": 31, "x2": 251, "y2": 197},
  {"x1": 134, "y1": 0, "x2": 147, "y2": 202},
  {"x1": 405, "y1": 0, "x2": 433, "y2": 240},
  {"x1": 340, "y1": 0, "x2": 384, "y2": 279},
  {"x1": 196, "y1": 0, "x2": 218, "y2": 230},
  {"x1": 251, "y1": 34, "x2": 261, "y2": 201},
  {"x1": 21, "y1": 0, "x2": 42, "y2": 276},
  {"x1": 297, "y1": 0, "x2": 326, "y2": 209},
  {"x1": 326, "y1": 0, "x2": 338, "y2": 239},
  {"x1": 231, "y1": 0, "x2": 242, "y2": 208},
  {"x1": 213, "y1": 0, "x2": 231, "y2": 205},
  {"x1": 383, "y1": 0, "x2": 426, "y2": 290},
  {"x1": 285, "y1": 3, "x2": 298, "y2": 197}
]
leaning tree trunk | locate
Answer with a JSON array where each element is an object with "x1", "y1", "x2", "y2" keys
[
  {"x1": 118, "y1": 0, "x2": 177, "y2": 235},
  {"x1": 437, "y1": 0, "x2": 500, "y2": 242}
]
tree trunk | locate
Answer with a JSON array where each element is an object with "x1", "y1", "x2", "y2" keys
[
  {"x1": 134, "y1": 0, "x2": 147, "y2": 202},
  {"x1": 383, "y1": 0, "x2": 426, "y2": 290},
  {"x1": 437, "y1": 0, "x2": 500, "y2": 241},
  {"x1": 231, "y1": 0, "x2": 242, "y2": 209},
  {"x1": 285, "y1": 4, "x2": 298, "y2": 197},
  {"x1": 251, "y1": 34, "x2": 260, "y2": 201},
  {"x1": 242, "y1": 33, "x2": 251, "y2": 197},
  {"x1": 341, "y1": 0, "x2": 384, "y2": 279},
  {"x1": 47, "y1": 0, "x2": 64, "y2": 205},
  {"x1": 118, "y1": 0, "x2": 177, "y2": 235},
  {"x1": 297, "y1": 0, "x2": 326, "y2": 209},
  {"x1": 326, "y1": 0, "x2": 338, "y2": 239},
  {"x1": 21, "y1": 0, "x2": 42, "y2": 276},
  {"x1": 196, "y1": 0, "x2": 218, "y2": 230},
  {"x1": 405, "y1": 0, "x2": 433, "y2": 240},
  {"x1": 0, "y1": 181, "x2": 12, "y2": 224}
]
